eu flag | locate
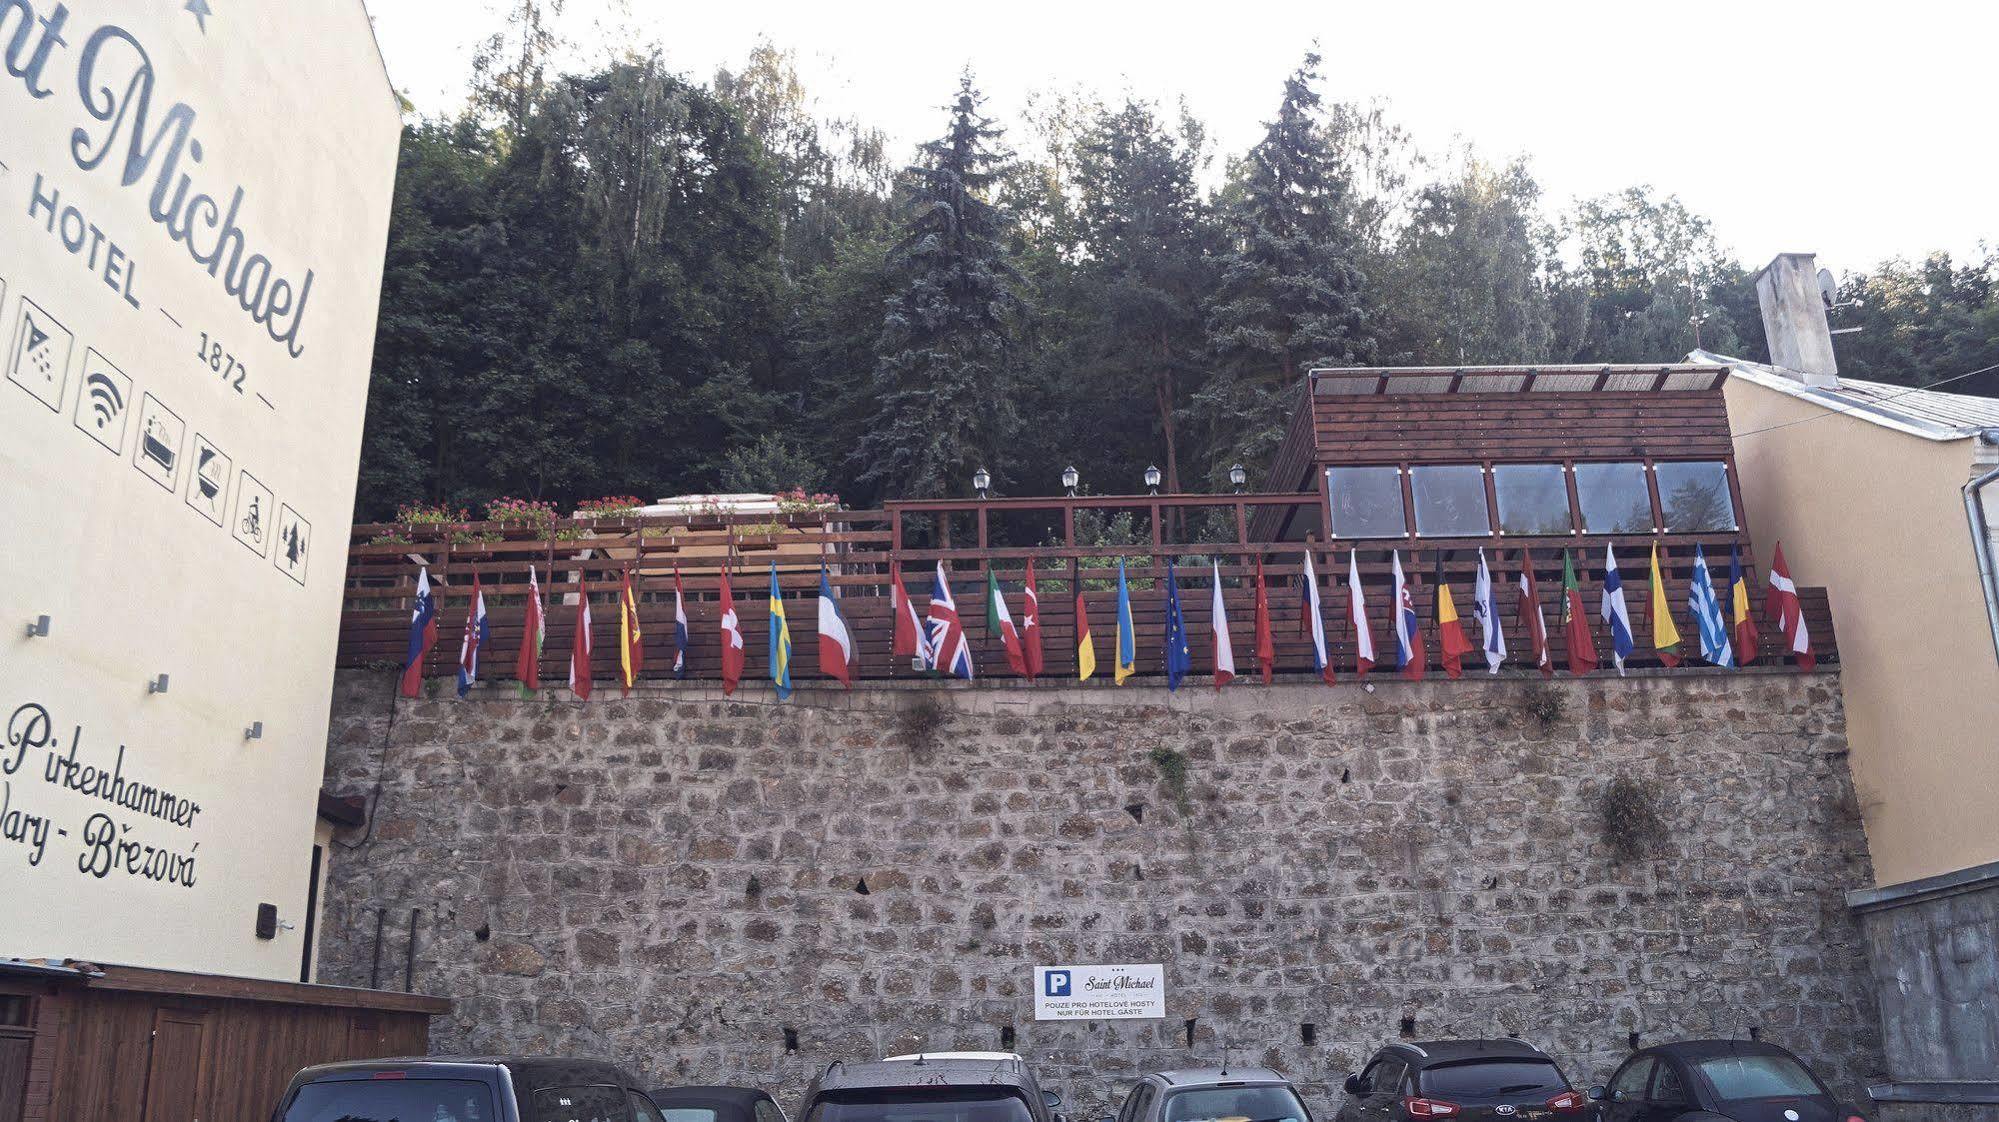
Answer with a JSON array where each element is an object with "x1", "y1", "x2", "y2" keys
[{"x1": 1163, "y1": 559, "x2": 1191, "y2": 691}]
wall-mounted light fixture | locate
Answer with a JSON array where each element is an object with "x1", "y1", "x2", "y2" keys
[
  {"x1": 147, "y1": 674, "x2": 170, "y2": 695},
  {"x1": 25, "y1": 615, "x2": 50, "y2": 638},
  {"x1": 244, "y1": 721, "x2": 264, "y2": 741}
]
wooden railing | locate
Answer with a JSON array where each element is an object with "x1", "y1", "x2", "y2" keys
[{"x1": 338, "y1": 495, "x2": 1837, "y2": 688}]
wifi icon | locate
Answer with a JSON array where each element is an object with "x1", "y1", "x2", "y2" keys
[{"x1": 72, "y1": 349, "x2": 133, "y2": 454}]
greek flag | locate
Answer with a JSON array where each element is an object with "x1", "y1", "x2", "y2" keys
[{"x1": 1687, "y1": 545, "x2": 1735, "y2": 667}]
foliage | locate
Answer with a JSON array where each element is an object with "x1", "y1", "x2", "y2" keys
[
  {"x1": 575, "y1": 496, "x2": 645, "y2": 518},
  {"x1": 1149, "y1": 746, "x2": 1193, "y2": 815},
  {"x1": 484, "y1": 496, "x2": 558, "y2": 527}
]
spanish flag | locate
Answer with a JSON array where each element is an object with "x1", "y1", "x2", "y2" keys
[
  {"x1": 619, "y1": 564, "x2": 643, "y2": 695},
  {"x1": 1075, "y1": 585, "x2": 1097, "y2": 681},
  {"x1": 1114, "y1": 558, "x2": 1137, "y2": 685},
  {"x1": 1648, "y1": 544, "x2": 1683, "y2": 667},
  {"x1": 768, "y1": 563, "x2": 792, "y2": 700}
]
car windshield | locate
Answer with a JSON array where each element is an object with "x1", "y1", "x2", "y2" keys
[
  {"x1": 283, "y1": 1078, "x2": 496, "y2": 1122},
  {"x1": 1698, "y1": 1056, "x2": 1824, "y2": 1100},
  {"x1": 1163, "y1": 1085, "x2": 1307, "y2": 1122},
  {"x1": 808, "y1": 1089, "x2": 1035, "y2": 1122},
  {"x1": 1417, "y1": 1060, "x2": 1567, "y2": 1098}
]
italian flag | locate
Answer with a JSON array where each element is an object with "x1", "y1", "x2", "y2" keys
[{"x1": 986, "y1": 570, "x2": 1028, "y2": 677}]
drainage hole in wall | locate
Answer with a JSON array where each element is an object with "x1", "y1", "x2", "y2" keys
[
  {"x1": 1399, "y1": 1015, "x2": 1416, "y2": 1038},
  {"x1": 1299, "y1": 1022, "x2": 1317, "y2": 1046},
  {"x1": 1184, "y1": 1018, "x2": 1197, "y2": 1048},
  {"x1": 783, "y1": 1027, "x2": 799, "y2": 1054}
]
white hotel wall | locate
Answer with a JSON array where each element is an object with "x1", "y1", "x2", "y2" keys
[{"x1": 0, "y1": 0, "x2": 400, "y2": 979}]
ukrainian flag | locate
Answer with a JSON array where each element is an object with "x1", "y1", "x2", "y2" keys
[
  {"x1": 1114, "y1": 558, "x2": 1136, "y2": 685},
  {"x1": 768, "y1": 564, "x2": 792, "y2": 700}
]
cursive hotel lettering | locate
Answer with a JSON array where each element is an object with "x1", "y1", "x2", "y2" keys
[
  {"x1": 42, "y1": 730, "x2": 201, "y2": 829},
  {"x1": 0, "y1": 0, "x2": 66, "y2": 100},
  {"x1": 77, "y1": 812, "x2": 198, "y2": 886},
  {"x1": 1, "y1": 780, "x2": 53, "y2": 867},
  {"x1": 4, "y1": 701, "x2": 53, "y2": 777}
]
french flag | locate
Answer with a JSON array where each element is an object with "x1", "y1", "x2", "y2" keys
[
  {"x1": 399, "y1": 566, "x2": 437, "y2": 698},
  {"x1": 818, "y1": 567, "x2": 854, "y2": 687},
  {"x1": 456, "y1": 573, "x2": 488, "y2": 698}
]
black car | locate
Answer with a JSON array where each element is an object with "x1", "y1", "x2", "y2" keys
[
  {"x1": 1589, "y1": 1040, "x2": 1866, "y2": 1122},
  {"x1": 651, "y1": 1086, "x2": 790, "y2": 1122},
  {"x1": 799, "y1": 1055, "x2": 1067, "y2": 1122},
  {"x1": 1338, "y1": 1039, "x2": 1586, "y2": 1121},
  {"x1": 271, "y1": 1055, "x2": 665, "y2": 1122}
]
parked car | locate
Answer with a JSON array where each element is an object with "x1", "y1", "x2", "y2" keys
[
  {"x1": 271, "y1": 1055, "x2": 664, "y2": 1122},
  {"x1": 1109, "y1": 1066, "x2": 1313, "y2": 1122},
  {"x1": 1589, "y1": 1040, "x2": 1867, "y2": 1122},
  {"x1": 651, "y1": 1086, "x2": 789, "y2": 1122},
  {"x1": 799, "y1": 1054, "x2": 1067, "y2": 1122},
  {"x1": 1338, "y1": 1039, "x2": 1586, "y2": 1120}
]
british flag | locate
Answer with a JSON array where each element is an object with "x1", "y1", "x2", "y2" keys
[{"x1": 925, "y1": 562, "x2": 974, "y2": 680}]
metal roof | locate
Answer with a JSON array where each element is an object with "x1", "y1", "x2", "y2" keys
[
  {"x1": 1310, "y1": 364, "x2": 1729, "y2": 397},
  {"x1": 1695, "y1": 349, "x2": 1999, "y2": 442}
]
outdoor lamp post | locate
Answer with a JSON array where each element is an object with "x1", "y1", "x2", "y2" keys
[
  {"x1": 1229, "y1": 463, "x2": 1247, "y2": 492},
  {"x1": 1062, "y1": 465, "x2": 1079, "y2": 496},
  {"x1": 1144, "y1": 464, "x2": 1162, "y2": 494},
  {"x1": 973, "y1": 466, "x2": 991, "y2": 499}
]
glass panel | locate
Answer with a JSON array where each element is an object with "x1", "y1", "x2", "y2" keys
[
  {"x1": 1696, "y1": 1056, "x2": 1825, "y2": 1102},
  {"x1": 1327, "y1": 466, "x2": 1406, "y2": 538},
  {"x1": 1609, "y1": 1059, "x2": 1655, "y2": 1103},
  {"x1": 1574, "y1": 462, "x2": 1654, "y2": 533},
  {"x1": 1654, "y1": 460, "x2": 1737, "y2": 530},
  {"x1": 1418, "y1": 1060, "x2": 1567, "y2": 1097},
  {"x1": 1410, "y1": 465, "x2": 1491, "y2": 536},
  {"x1": 1493, "y1": 464, "x2": 1573, "y2": 535}
]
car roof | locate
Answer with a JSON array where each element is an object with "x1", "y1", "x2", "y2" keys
[
  {"x1": 295, "y1": 1055, "x2": 641, "y2": 1088},
  {"x1": 1150, "y1": 1068, "x2": 1292, "y2": 1088},
  {"x1": 1637, "y1": 1040, "x2": 1800, "y2": 1063},
  {"x1": 810, "y1": 1057, "x2": 1037, "y2": 1094},
  {"x1": 1386, "y1": 1040, "x2": 1550, "y2": 1066},
  {"x1": 650, "y1": 1087, "x2": 776, "y2": 1109}
]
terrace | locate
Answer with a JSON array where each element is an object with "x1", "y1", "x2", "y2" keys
[{"x1": 335, "y1": 364, "x2": 1836, "y2": 685}]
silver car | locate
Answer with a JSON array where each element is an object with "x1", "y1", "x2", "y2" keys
[{"x1": 1109, "y1": 1069, "x2": 1312, "y2": 1122}]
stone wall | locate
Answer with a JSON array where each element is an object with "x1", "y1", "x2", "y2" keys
[{"x1": 316, "y1": 669, "x2": 1882, "y2": 1115}]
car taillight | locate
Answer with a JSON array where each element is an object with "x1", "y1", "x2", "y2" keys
[
  {"x1": 1845, "y1": 1116, "x2": 1867, "y2": 1122},
  {"x1": 1401, "y1": 1098, "x2": 1460, "y2": 1118},
  {"x1": 1546, "y1": 1091, "x2": 1585, "y2": 1114},
  {"x1": 370, "y1": 1071, "x2": 407, "y2": 1080}
]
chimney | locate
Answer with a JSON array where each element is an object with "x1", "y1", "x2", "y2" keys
[{"x1": 1753, "y1": 252, "x2": 1839, "y2": 386}]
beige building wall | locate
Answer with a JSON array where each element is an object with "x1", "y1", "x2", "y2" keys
[
  {"x1": 1726, "y1": 378, "x2": 1999, "y2": 885},
  {"x1": 0, "y1": 1, "x2": 400, "y2": 978}
]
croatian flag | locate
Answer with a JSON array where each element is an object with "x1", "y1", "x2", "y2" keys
[
  {"x1": 1600, "y1": 544, "x2": 1635, "y2": 675},
  {"x1": 1391, "y1": 550, "x2": 1425, "y2": 679},
  {"x1": 926, "y1": 562, "x2": 974, "y2": 680},
  {"x1": 456, "y1": 573, "x2": 489, "y2": 697},
  {"x1": 1347, "y1": 548, "x2": 1375, "y2": 678},
  {"x1": 817, "y1": 567, "x2": 854, "y2": 687},
  {"x1": 672, "y1": 565, "x2": 689, "y2": 678},
  {"x1": 1473, "y1": 548, "x2": 1506, "y2": 674},
  {"x1": 1687, "y1": 545, "x2": 1734, "y2": 668},
  {"x1": 1210, "y1": 561, "x2": 1236, "y2": 689},
  {"x1": 399, "y1": 566, "x2": 437, "y2": 698},
  {"x1": 1300, "y1": 549, "x2": 1334, "y2": 684}
]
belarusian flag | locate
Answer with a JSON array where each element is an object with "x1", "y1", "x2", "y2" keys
[
  {"x1": 568, "y1": 573, "x2": 593, "y2": 701},
  {"x1": 986, "y1": 569, "x2": 1028, "y2": 676},
  {"x1": 515, "y1": 564, "x2": 544, "y2": 695},
  {"x1": 1560, "y1": 549, "x2": 1598, "y2": 674}
]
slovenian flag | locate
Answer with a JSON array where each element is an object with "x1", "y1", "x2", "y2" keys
[
  {"x1": 1347, "y1": 548, "x2": 1375, "y2": 678},
  {"x1": 400, "y1": 566, "x2": 437, "y2": 698},
  {"x1": 456, "y1": 573, "x2": 488, "y2": 698},
  {"x1": 1600, "y1": 544, "x2": 1635, "y2": 675},
  {"x1": 1473, "y1": 548, "x2": 1505, "y2": 674},
  {"x1": 672, "y1": 565, "x2": 689, "y2": 678},
  {"x1": 1211, "y1": 561, "x2": 1235, "y2": 689},
  {"x1": 1687, "y1": 545, "x2": 1734, "y2": 667},
  {"x1": 817, "y1": 567, "x2": 853, "y2": 688},
  {"x1": 1300, "y1": 549, "x2": 1334, "y2": 684},
  {"x1": 1392, "y1": 550, "x2": 1425, "y2": 679}
]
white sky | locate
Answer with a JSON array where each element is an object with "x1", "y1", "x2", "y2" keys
[{"x1": 366, "y1": 0, "x2": 1992, "y2": 272}]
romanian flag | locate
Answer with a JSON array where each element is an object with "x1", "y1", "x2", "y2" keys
[
  {"x1": 1114, "y1": 559, "x2": 1136, "y2": 685},
  {"x1": 1075, "y1": 583, "x2": 1097, "y2": 681},
  {"x1": 1730, "y1": 546, "x2": 1760, "y2": 665},
  {"x1": 1647, "y1": 545, "x2": 1683, "y2": 667},
  {"x1": 619, "y1": 564, "x2": 643, "y2": 694},
  {"x1": 1433, "y1": 553, "x2": 1473, "y2": 681},
  {"x1": 768, "y1": 564, "x2": 792, "y2": 700},
  {"x1": 1560, "y1": 549, "x2": 1597, "y2": 674}
]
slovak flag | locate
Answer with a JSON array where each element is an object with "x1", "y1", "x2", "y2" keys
[
  {"x1": 1600, "y1": 544, "x2": 1636, "y2": 675},
  {"x1": 1300, "y1": 549, "x2": 1334, "y2": 684},
  {"x1": 456, "y1": 573, "x2": 489, "y2": 698},
  {"x1": 926, "y1": 562, "x2": 974, "y2": 680},
  {"x1": 1347, "y1": 548, "x2": 1375, "y2": 678},
  {"x1": 1391, "y1": 550, "x2": 1425, "y2": 679},
  {"x1": 718, "y1": 567, "x2": 745, "y2": 695},
  {"x1": 1765, "y1": 542, "x2": 1815, "y2": 671},
  {"x1": 818, "y1": 566, "x2": 854, "y2": 688},
  {"x1": 672, "y1": 564, "x2": 689, "y2": 678},
  {"x1": 1210, "y1": 561, "x2": 1236, "y2": 689},
  {"x1": 399, "y1": 566, "x2": 437, "y2": 698}
]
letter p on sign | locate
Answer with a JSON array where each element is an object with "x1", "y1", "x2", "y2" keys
[{"x1": 1044, "y1": 970, "x2": 1071, "y2": 997}]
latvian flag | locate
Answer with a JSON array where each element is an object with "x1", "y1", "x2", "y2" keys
[
  {"x1": 399, "y1": 566, "x2": 437, "y2": 698},
  {"x1": 456, "y1": 573, "x2": 488, "y2": 698},
  {"x1": 926, "y1": 562, "x2": 974, "y2": 680},
  {"x1": 817, "y1": 567, "x2": 854, "y2": 687},
  {"x1": 1765, "y1": 542, "x2": 1815, "y2": 671}
]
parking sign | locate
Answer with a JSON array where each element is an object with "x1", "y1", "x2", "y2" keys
[{"x1": 1033, "y1": 963, "x2": 1165, "y2": 1021}]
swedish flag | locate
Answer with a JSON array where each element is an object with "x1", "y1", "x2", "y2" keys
[{"x1": 768, "y1": 564, "x2": 792, "y2": 700}]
